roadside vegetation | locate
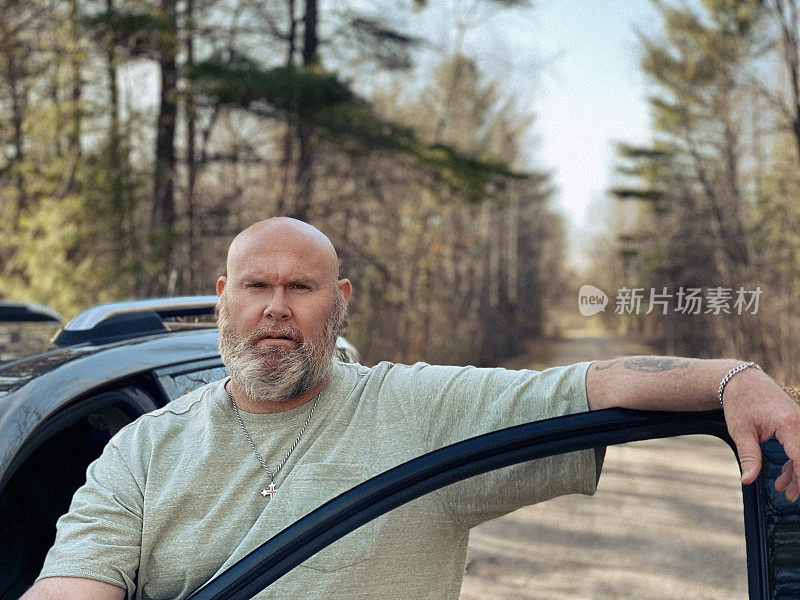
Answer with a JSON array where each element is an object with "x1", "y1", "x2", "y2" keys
[{"x1": 597, "y1": 0, "x2": 800, "y2": 384}]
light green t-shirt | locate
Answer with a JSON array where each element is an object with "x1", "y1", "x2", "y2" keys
[{"x1": 39, "y1": 360, "x2": 601, "y2": 599}]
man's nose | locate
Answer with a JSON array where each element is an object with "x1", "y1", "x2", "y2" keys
[{"x1": 264, "y1": 289, "x2": 291, "y2": 321}]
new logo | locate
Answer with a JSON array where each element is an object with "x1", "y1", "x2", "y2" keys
[{"x1": 578, "y1": 285, "x2": 608, "y2": 317}]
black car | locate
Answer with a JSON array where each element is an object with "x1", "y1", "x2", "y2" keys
[{"x1": 0, "y1": 297, "x2": 796, "y2": 599}]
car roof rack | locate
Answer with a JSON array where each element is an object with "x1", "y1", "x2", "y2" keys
[
  {"x1": 0, "y1": 301, "x2": 64, "y2": 323},
  {"x1": 53, "y1": 296, "x2": 219, "y2": 347}
]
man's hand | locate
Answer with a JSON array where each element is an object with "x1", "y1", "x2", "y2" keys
[
  {"x1": 721, "y1": 371, "x2": 800, "y2": 501},
  {"x1": 587, "y1": 356, "x2": 800, "y2": 502}
]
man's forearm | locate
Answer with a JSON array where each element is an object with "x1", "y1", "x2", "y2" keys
[
  {"x1": 586, "y1": 354, "x2": 800, "y2": 500},
  {"x1": 586, "y1": 356, "x2": 747, "y2": 411}
]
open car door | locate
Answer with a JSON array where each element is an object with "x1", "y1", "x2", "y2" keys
[{"x1": 187, "y1": 407, "x2": 799, "y2": 600}]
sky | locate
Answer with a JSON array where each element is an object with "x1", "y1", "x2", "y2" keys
[
  {"x1": 407, "y1": 0, "x2": 663, "y2": 270},
  {"x1": 524, "y1": 1, "x2": 659, "y2": 269}
]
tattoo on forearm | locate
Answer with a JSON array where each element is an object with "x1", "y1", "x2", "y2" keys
[
  {"x1": 622, "y1": 357, "x2": 691, "y2": 372},
  {"x1": 592, "y1": 357, "x2": 691, "y2": 372},
  {"x1": 593, "y1": 359, "x2": 621, "y2": 371}
]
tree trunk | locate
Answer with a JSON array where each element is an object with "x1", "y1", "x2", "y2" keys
[
  {"x1": 291, "y1": 0, "x2": 319, "y2": 220},
  {"x1": 184, "y1": 0, "x2": 198, "y2": 291},
  {"x1": 150, "y1": 0, "x2": 179, "y2": 293},
  {"x1": 66, "y1": 0, "x2": 82, "y2": 160},
  {"x1": 292, "y1": 122, "x2": 314, "y2": 220},
  {"x1": 773, "y1": 0, "x2": 800, "y2": 169},
  {"x1": 102, "y1": 0, "x2": 131, "y2": 261},
  {"x1": 287, "y1": 0, "x2": 297, "y2": 65},
  {"x1": 6, "y1": 52, "x2": 27, "y2": 221},
  {"x1": 302, "y1": 0, "x2": 318, "y2": 67}
]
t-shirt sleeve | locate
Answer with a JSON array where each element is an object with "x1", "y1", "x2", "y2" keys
[
  {"x1": 390, "y1": 361, "x2": 604, "y2": 528},
  {"x1": 36, "y1": 439, "x2": 143, "y2": 597}
]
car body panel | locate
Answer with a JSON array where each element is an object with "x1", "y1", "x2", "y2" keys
[{"x1": 0, "y1": 329, "x2": 221, "y2": 488}]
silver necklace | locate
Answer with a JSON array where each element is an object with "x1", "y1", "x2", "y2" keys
[{"x1": 226, "y1": 383, "x2": 319, "y2": 499}]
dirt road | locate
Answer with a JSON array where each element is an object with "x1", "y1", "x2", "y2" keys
[{"x1": 458, "y1": 336, "x2": 747, "y2": 600}]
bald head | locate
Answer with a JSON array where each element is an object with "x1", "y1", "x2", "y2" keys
[{"x1": 226, "y1": 218, "x2": 340, "y2": 283}]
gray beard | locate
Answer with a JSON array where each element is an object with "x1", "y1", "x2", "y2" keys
[{"x1": 217, "y1": 291, "x2": 345, "y2": 403}]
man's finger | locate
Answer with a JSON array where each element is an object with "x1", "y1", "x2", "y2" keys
[
  {"x1": 775, "y1": 427, "x2": 800, "y2": 487},
  {"x1": 775, "y1": 460, "x2": 794, "y2": 492},
  {"x1": 736, "y1": 433, "x2": 763, "y2": 485},
  {"x1": 796, "y1": 459, "x2": 800, "y2": 489},
  {"x1": 784, "y1": 480, "x2": 799, "y2": 503},
  {"x1": 791, "y1": 444, "x2": 800, "y2": 487},
  {"x1": 782, "y1": 460, "x2": 800, "y2": 502}
]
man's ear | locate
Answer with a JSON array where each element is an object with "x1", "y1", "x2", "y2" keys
[
  {"x1": 216, "y1": 276, "x2": 228, "y2": 297},
  {"x1": 338, "y1": 278, "x2": 352, "y2": 303}
]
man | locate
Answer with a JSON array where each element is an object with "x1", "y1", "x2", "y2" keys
[{"x1": 23, "y1": 218, "x2": 800, "y2": 599}]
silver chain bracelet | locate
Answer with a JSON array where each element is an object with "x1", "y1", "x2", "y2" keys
[{"x1": 718, "y1": 362, "x2": 762, "y2": 407}]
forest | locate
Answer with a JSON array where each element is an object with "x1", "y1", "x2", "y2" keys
[
  {"x1": 1, "y1": 0, "x2": 798, "y2": 381},
  {"x1": 604, "y1": 0, "x2": 800, "y2": 384}
]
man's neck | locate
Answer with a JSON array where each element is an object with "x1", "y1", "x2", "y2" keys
[{"x1": 227, "y1": 377, "x2": 328, "y2": 414}]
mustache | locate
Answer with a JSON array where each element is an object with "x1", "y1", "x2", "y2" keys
[{"x1": 246, "y1": 325, "x2": 303, "y2": 345}]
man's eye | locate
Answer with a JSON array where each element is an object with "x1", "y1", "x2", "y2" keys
[{"x1": 293, "y1": 284, "x2": 310, "y2": 290}]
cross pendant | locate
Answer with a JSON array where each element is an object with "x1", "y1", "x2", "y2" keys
[{"x1": 261, "y1": 482, "x2": 276, "y2": 499}]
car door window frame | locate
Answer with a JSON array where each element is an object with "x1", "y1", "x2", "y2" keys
[{"x1": 154, "y1": 359, "x2": 228, "y2": 402}]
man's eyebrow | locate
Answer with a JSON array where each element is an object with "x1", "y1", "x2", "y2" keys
[
  {"x1": 290, "y1": 276, "x2": 320, "y2": 287},
  {"x1": 238, "y1": 275, "x2": 264, "y2": 284}
]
